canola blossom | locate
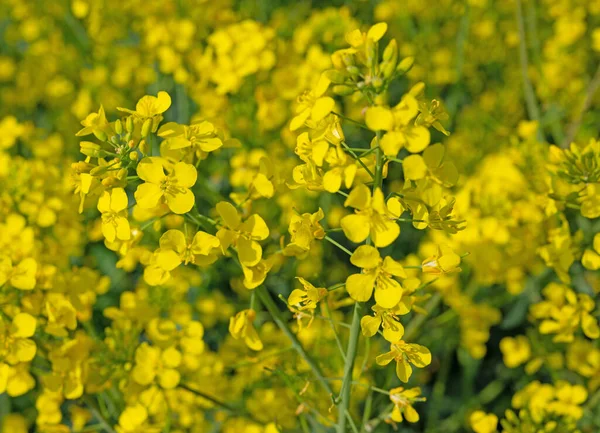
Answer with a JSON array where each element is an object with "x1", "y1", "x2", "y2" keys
[{"x1": 0, "y1": 1, "x2": 600, "y2": 433}]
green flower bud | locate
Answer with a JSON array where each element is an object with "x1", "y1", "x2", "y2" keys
[
  {"x1": 141, "y1": 118, "x2": 152, "y2": 138},
  {"x1": 333, "y1": 85, "x2": 355, "y2": 96},
  {"x1": 115, "y1": 119, "x2": 123, "y2": 135}
]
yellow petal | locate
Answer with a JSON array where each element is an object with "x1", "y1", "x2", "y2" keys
[
  {"x1": 365, "y1": 106, "x2": 394, "y2": 131},
  {"x1": 367, "y1": 23, "x2": 388, "y2": 41},
  {"x1": 371, "y1": 220, "x2": 399, "y2": 248},
  {"x1": 403, "y1": 155, "x2": 428, "y2": 180},
  {"x1": 12, "y1": 313, "x2": 36, "y2": 338},
  {"x1": 216, "y1": 201, "x2": 241, "y2": 229},
  {"x1": 404, "y1": 126, "x2": 430, "y2": 153},
  {"x1": 172, "y1": 162, "x2": 197, "y2": 188},
  {"x1": 344, "y1": 184, "x2": 371, "y2": 210},
  {"x1": 350, "y1": 245, "x2": 380, "y2": 269},
  {"x1": 135, "y1": 183, "x2": 164, "y2": 209},
  {"x1": 311, "y1": 97, "x2": 335, "y2": 122},
  {"x1": 346, "y1": 273, "x2": 376, "y2": 302},
  {"x1": 396, "y1": 358, "x2": 413, "y2": 382},
  {"x1": 110, "y1": 188, "x2": 128, "y2": 212},
  {"x1": 137, "y1": 157, "x2": 165, "y2": 183},
  {"x1": 361, "y1": 315, "x2": 382, "y2": 337},
  {"x1": 238, "y1": 237, "x2": 262, "y2": 267},
  {"x1": 165, "y1": 189, "x2": 195, "y2": 214},
  {"x1": 341, "y1": 214, "x2": 371, "y2": 244}
]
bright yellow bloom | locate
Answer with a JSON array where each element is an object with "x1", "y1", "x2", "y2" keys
[
  {"x1": 361, "y1": 303, "x2": 407, "y2": 342},
  {"x1": 131, "y1": 343, "x2": 181, "y2": 389},
  {"x1": 290, "y1": 74, "x2": 334, "y2": 131},
  {"x1": 470, "y1": 410, "x2": 498, "y2": 433},
  {"x1": 341, "y1": 184, "x2": 400, "y2": 248},
  {"x1": 75, "y1": 106, "x2": 109, "y2": 139},
  {"x1": 135, "y1": 157, "x2": 197, "y2": 214},
  {"x1": 0, "y1": 256, "x2": 37, "y2": 290},
  {"x1": 158, "y1": 120, "x2": 223, "y2": 154},
  {"x1": 582, "y1": 233, "x2": 600, "y2": 271},
  {"x1": 346, "y1": 245, "x2": 406, "y2": 307},
  {"x1": 389, "y1": 387, "x2": 424, "y2": 423},
  {"x1": 229, "y1": 309, "x2": 263, "y2": 351},
  {"x1": 376, "y1": 340, "x2": 431, "y2": 382},
  {"x1": 0, "y1": 313, "x2": 37, "y2": 364},
  {"x1": 97, "y1": 188, "x2": 130, "y2": 242},
  {"x1": 500, "y1": 336, "x2": 531, "y2": 368},
  {"x1": 283, "y1": 208, "x2": 326, "y2": 257},
  {"x1": 421, "y1": 244, "x2": 461, "y2": 275},
  {"x1": 117, "y1": 91, "x2": 171, "y2": 122},
  {"x1": 216, "y1": 201, "x2": 269, "y2": 266}
]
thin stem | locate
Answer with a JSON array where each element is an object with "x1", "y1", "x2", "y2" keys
[
  {"x1": 332, "y1": 111, "x2": 370, "y2": 130},
  {"x1": 83, "y1": 396, "x2": 117, "y2": 433},
  {"x1": 255, "y1": 286, "x2": 334, "y2": 397},
  {"x1": 515, "y1": 0, "x2": 545, "y2": 142},
  {"x1": 336, "y1": 303, "x2": 362, "y2": 433},
  {"x1": 324, "y1": 301, "x2": 346, "y2": 361},
  {"x1": 324, "y1": 235, "x2": 353, "y2": 256},
  {"x1": 562, "y1": 63, "x2": 600, "y2": 148},
  {"x1": 404, "y1": 293, "x2": 442, "y2": 342},
  {"x1": 341, "y1": 141, "x2": 374, "y2": 179}
]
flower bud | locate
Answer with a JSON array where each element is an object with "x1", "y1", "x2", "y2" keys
[
  {"x1": 397, "y1": 57, "x2": 415, "y2": 74},
  {"x1": 333, "y1": 85, "x2": 355, "y2": 96},
  {"x1": 141, "y1": 119, "x2": 152, "y2": 138},
  {"x1": 324, "y1": 69, "x2": 347, "y2": 84},
  {"x1": 80, "y1": 141, "x2": 101, "y2": 158},
  {"x1": 139, "y1": 139, "x2": 149, "y2": 155},
  {"x1": 125, "y1": 116, "x2": 134, "y2": 133},
  {"x1": 130, "y1": 151, "x2": 138, "y2": 161},
  {"x1": 90, "y1": 165, "x2": 109, "y2": 176},
  {"x1": 346, "y1": 65, "x2": 360, "y2": 76},
  {"x1": 115, "y1": 119, "x2": 123, "y2": 135},
  {"x1": 365, "y1": 38, "x2": 377, "y2": 69},
  {"x1": 93, "y1": 129, "x2": 108, "y2": 142}
]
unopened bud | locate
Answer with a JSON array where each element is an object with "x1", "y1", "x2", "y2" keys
[
  {"x1": 346, "y1": 65, "x2": 360, "y2": 76},
  {"x1": 365, "y1": 38, "x2": 377, "y2": 69},
  {"x1": 324, "y1": 69, "x2": 347, "y2": 84},
  {"x1": 139, "y1": 139, "x2": 149, "y2": 155},
  {"x1": 333, "y1": 85, "x2": 355, "y2": 96},
  {"x1": 90, "y1": 165, "x2": 109, "y2": 176},
  {"x1": 141, "y1": 119, "x2": 152, "y2": 138},
  {"x1": 93, "y1": 129, "x2": 108, "y2": 142},
  {"x1": 125, "y1": 116, "x2": 134, "y2": 133},
  {"x1": 115, "y1": 119, "x2": 123, "y2": 135},
  {"x1": 130, "y1": 151, "x2": 138, "y2": 161},
  {"x1": 397, "y1": 57, "x2": 415, "y2": 74}
]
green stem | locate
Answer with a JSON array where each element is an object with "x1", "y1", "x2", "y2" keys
[
  {"x1": 324, "y1": 235, "x2": 353, "y2": 256},
  {"x1": 83, "y1": 396, "x2": 117, "y2": 433},
  {"x1": 336, "y1": 302, "x2": 363, "y2": 433},
  {"x1": 255, "y1": 286, "x2": 334, "y2": 396}
]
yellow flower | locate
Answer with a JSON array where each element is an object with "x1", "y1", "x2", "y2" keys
[
  {"x1": 346, "y1": 245, "x2": 406, "y2": 308},
  {"x1": 361, "y1": 304, "x2": 407, "y2": 342},
  {"x1": 131, "y1": 343, "x2": 181, "y2": 389},
  {"x1": 117, "y1": 91, "x2": 171, "y2": 122},
  {"x1": 229, "y1": 309, "x2": 263, "y2": 351},
  {"x1": 117, "y1": 403, "x2": 150, "y2": 433},
  {"x1": 500, "y1": 336, "x2": 531, "y2": 368},
  {"x1": 389, "y1": 387, "x2": 425, "y2": 423},
  {"x1": 159, "y1": 229, "x2": 220, "y2": 267},
  {"x1": 75, "y1": 106, "x2": 110, "y2": 139},
  {"x1": 421, "y1": 244, "x2": 461, "y2": 275},
  {"x1": 290, "y1": 74, "x2": 334, "y2": 131},
  {"x1": 241, "y1": 256, "x2": 275, "y2": 289},
  {"x1": 469, "y1": 410, "x2": 498, "y2": 433},
  {"x1": 531, "y1": 283, "x2": 600, "y2": 342},
  {"x1": 158, "y1": 120, "x2": 223, "y2": 154},
  {"x1": 283, "y1": 208, "x2": 326, "y2": 257},
  {"x1": 0, "y1": 313, "x2": 37, "y2": 364},
  {"x1": 0, "y1": 116, "x2": 25, "y2": 149},
  {"x1": 97, "y1": 188, "x2": 130, "y2": 242},
  {"x1": 376, "y1": 340, "x2": 431, "y2": 382},
  {"x1": 366, "y1": 91, "x2": 431, "y2": 157},
  {"x1": 345, "y1": 22, "x2": 388, "y2": 48},
  {"x1": 135, "y1": 157, "x2": 197, "y2": 214},
  {"x1": 0, "y1": 256, "x2": 37, "y2": 290},
  {"x1": 582, "y1": 233, "x2": 600, "y2": 271},
  {"x1": 341, "y1": 184, "x2": 400, "y2": 248},
  {"x1": 216, "y1": 201, "x2": 269, "y2": 267},
  {"x1": 287, "y1": 277, "x2": 327, "y2": 328}
]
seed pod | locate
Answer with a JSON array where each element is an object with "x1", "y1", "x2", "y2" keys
[
  {"x1": 141, "y1": 118, "x2": 152, "y2": 137},
  {"x1": 115, "y1": 119, "x2": 123, "y2": 135},
  {"x1": 333, "y1": 85, "x2": 355, "y2": 96}
]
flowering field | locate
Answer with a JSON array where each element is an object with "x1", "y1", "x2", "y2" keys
[{"x1": 1, "y1": 0, "x2": 600, "y2": 432}]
